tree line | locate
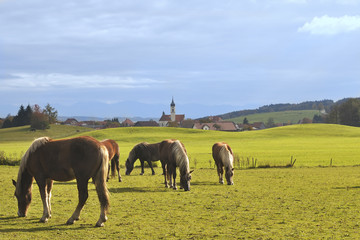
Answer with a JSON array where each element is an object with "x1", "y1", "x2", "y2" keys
[
  {"x1": 326, "y1": 98, "x2": 360, "y2": 127},
  {"x1": 218, "y1": 100, "x2": 334, "y2": 120},
  {"x1": 0, "y1": 104, "x2": 58, "y2": 130}
]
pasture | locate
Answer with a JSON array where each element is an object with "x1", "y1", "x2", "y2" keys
[
  {"x1": 2, "y1": 166, "x2": 360, "y2": 239},
  {"x1": 1, "y1": 124, "x2": 360, "y2": 238},
  {"x1": 2, "y1": 124, "x2": 359, "y2": 168},
  {"x1": 227, "y1": 110, "x2": 319, "y2": 125}
]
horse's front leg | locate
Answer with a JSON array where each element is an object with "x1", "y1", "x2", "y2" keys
[
  {"x1": 164, "y1": 164, "x2": 169, "y2": 188},
  {"x1": 172, "y1": 168, "x2": 177, "y2": 190},
  {"x1": 36, "y1": 177, "x2": 51, "y2": 223},
  {"x1": 67, "y1": 179, "x2": 88, "y2": 225},
  {"x1": 46, "y1": 179, "x2": 54, "y2": 219},
  {"x1": 217, "y1": 164, "x2": 224, "y2": 184},
  {"x1": 140, "y1": 159, "x2": 145, "y2": 175}
]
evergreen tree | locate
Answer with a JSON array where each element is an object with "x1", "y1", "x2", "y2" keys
[{"x1": 243, "y1": 117, "x2": 249, "y2": 125}]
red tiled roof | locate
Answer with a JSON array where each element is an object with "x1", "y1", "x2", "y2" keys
[
  {"x1": 159, "y1": 114, "x2": 185, "y2": 123},
  {"x1": 193, "y1": 121, "x2": 238, "y2": 131}
]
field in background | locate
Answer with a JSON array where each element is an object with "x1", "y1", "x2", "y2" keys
[
  {"x1": 1, "y1": 123, "x2": 359, "y2": 168},
  {"x1": 228, "y1": 110, "x2": 319, "y2": 124}
]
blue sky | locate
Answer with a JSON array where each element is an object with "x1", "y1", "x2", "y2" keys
[{"x1": 1, "y1": 0, "x2": 360, "y2": 119}]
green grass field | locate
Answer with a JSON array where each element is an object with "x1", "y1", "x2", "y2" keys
[
  {"x1": 1, "y1": 124, "x2": 360, "y2": 239},
  {"x1": 2, "y1": 166, "x2": 360, "y2": 239},
  {"x1": 228, "y1": 110, "x2": 319, "y2": 124},
  {"x1": 1, "y1": 123, "x2": 359, "y2": 168}
]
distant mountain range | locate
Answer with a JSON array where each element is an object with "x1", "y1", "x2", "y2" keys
[{"x1": 57, "y1": 116, "x2": 156, "y2": 122}]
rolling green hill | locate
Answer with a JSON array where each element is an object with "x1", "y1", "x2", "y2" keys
[
  {"x1": 1, "y1": 123, "x2": 359, "y2": 168},
  {"x1": 228, "y1": 110, "x2": 320, "y2": 124}
]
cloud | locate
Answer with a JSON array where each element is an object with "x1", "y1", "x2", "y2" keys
[
  {"x1": 298, "y1": 15, "x2": 360, "y2": 35},
  {"x1": 0, "y1": 73, "x2": 164, "y2": 91}
]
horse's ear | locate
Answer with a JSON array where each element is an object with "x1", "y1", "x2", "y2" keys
[
  {"x1": 12, "y1": 179, "x2": 17, "y2": 187},
  {"x1": 190, "y1": 170, "x2": 194, "y2": 174}
]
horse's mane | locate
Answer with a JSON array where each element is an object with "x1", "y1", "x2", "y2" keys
[
  {"x1": 219, "y1": 143, "x2": 234, "y2": 169},
  {"x1": 15, "y1": 137, "x2": 51, "y2": 195},
  {"x1": 171, "y1": 140, "x2": 190, "y2": 175}
]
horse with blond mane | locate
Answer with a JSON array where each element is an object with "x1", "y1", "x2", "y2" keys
[
  {"x1": 101, "y1": 139, "x2": 122, "y2": 182},
  {"x1": 212, "y1": 142, "x2": 234, "y2": 185},
  {"x1": 12, "y1": 136, "x2": 110, "y2": 227},
  {"x1": 159, "y1": 139, "x2": 193, "y2": 191}
]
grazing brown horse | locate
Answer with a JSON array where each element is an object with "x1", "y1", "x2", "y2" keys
[
  {"x1": 12, "y1": 136, "x2": 110, "y2": 227},
  {"x1": 101, "y1": 139, "x2": 122, "y2": 182},
  {"x1": 212, "y1": 142, "x2": 234, "y2": 185},
  {"x1": 125, "y1": 142, "x2": 161, "y2": 175},
  {"x1": 159, "y1": 139, "x2": 193, "y2": 191}
]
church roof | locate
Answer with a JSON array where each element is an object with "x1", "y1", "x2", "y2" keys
[{"x1": 159, "y1": 114, "x2": 185, "y2": 123}]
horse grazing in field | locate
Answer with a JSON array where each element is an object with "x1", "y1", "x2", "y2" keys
[
  {"x1": 212, "y1": 142, "x2": 234, "y2": 185},
  {"x1": 101, "y1": 139, "x2": 122, "y2": 182},
  {"x1": 125, "y1": 142, "x2": 161, "y2": 175},
  {"x1": 159, "y1": 139, "x2": 193, "y2": 191},
  {"x1": 12, "y1": 136, "x2": 110, "y2": 227}
]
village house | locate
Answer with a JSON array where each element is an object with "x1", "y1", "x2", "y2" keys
[
  {"x1": 121, "y1": 118, "x2": 134, "y2": 127},
  {"x1": 63, "y1": 118, "x2": 79, "y2": 126},
  {"x1": 192, "y1": 121, "x2": 239, "y2": 131},
  {"x1": 134, "y1": 120, "x2": 159, "y2": 127}
]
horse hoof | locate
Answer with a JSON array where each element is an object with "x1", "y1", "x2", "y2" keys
[
  {"x1": 66, "y1": 219, "x2": 74, "y2": 225},
  {"x1": 95, "y1": 222, "x2": 105, "y2": 227},
  {"x1": 140, "y1": 173, "x2": 144, "y2": 175},
  {"x1": 173, "y1": 187, "x2": 177, "y2": 190},
  {"x1": 219, "y1": 181, "x2": 224, "y2": 184},
  {"x1": 39, "y1": 218, "x2": 48, "y2": 223},
  {"x1": 118, "y1": 178, "x2": 122, "y2": 182}
]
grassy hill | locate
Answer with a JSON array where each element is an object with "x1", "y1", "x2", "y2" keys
[
  {"x1": 1, "y1": 123, "x2": 360, "y2": 168},
  {"x1": 228, "y1": 110, "x2": 320, "y2": 124}
]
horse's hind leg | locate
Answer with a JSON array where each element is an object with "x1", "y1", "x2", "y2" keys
[
  {"x1": 114, "y1": 155, "x2": 122, "y2": 182},
  {"x1": 94, "y1": 175, "x2": 110, "y2": 227},
  {"x1": 140, "y1": 159, "x2": 145, "y2": 175},
  {"x1": 67, "y1": 179, "x2": 88, "y2": 225},
  {"x1": 148, "y1": 160, "x2": 156, "y2": 175}
]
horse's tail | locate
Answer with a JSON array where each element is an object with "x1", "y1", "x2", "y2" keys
[{"x1": 94, "y1": 145, "x2": 110, "y2": 214}]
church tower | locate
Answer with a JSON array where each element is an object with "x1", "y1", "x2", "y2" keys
[{"x1": 170, "y1": 97, "x2": 176, "y2": 122}]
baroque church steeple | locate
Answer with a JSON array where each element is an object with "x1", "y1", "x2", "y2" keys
[{"x1": 170, "y1": 97, "x2": 176, "y2": 122}]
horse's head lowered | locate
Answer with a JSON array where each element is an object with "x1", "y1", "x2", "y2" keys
[
  {"x1": 125, "y1": 158, "x2": 133, "y2": 175},
  {"x1": 12, "y1": 179, "x2": 32, "y2": 217},
  {"x1": 180, "y1": 170, "x2": 193, "y2": 191},
  {"x1": 225, "y1": 167, "x2": 234, "y2": 185},
  {"x1": 125, "y1": 147, "x2": 138, "y2": 175}
]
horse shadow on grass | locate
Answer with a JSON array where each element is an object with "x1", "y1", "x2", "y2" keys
[
  {"x1": 109, "y1": 186, "x2": 168, "y2": 193},
  {"x1": 191, "y1": 181, "x2": 219, "y2": 186},
  {"x1": 0, "y1": 218, "x2": 94, "y2": 234},
  {"x1": 332, "y1": 186, "x2": 360, "y2": 190}
]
